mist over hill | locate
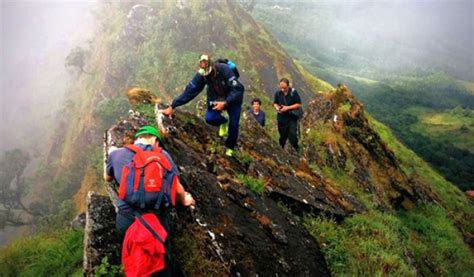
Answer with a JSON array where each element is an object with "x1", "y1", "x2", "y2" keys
[
  {"x1": 1, "y1": 1, "x2": 94, "y2": 151},
  {"x1": 0, "y1": 0, "x2": 94, "y2": 245},
  {"x1": 255, "y1": 0, "x2": 473, "y2": 81}
]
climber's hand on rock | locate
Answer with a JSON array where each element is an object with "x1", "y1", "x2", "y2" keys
[
  {"x1": 160, "y1": 106, "x2": 174, "y2": 118},
  {"x1": 183, "y1": 192, "x2": 195, "y2": 206}
]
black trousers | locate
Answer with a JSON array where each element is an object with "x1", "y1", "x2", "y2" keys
[{"x1": 278, "y1": 119, "x2": 299, "y2": 151}]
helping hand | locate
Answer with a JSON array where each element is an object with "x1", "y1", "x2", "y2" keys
[{"x1": 160, "y1": 106, "x2": 174, "y2": 117}]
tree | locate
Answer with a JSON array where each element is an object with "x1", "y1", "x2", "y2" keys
[
  {"x1": 65, "y1": 46, "x2": 90, "y2": 74},
  {"x1": 0, "y1": 149, "x2": 41, "y2": 229},
  {"x1": 238, "y1": 0, "x2": 256, "y2": 12}
]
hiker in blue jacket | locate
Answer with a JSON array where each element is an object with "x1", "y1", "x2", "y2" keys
[{"x1": 161, "y1": 54, "x2": 245, "y2": 157}]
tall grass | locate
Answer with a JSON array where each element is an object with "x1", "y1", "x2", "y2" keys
[
  {"x1": 0, "y1": 229, "x2": 84, "y2": 276},
  {"x1": 305, "y1": 204, "x2": 474, "y2": 276}
]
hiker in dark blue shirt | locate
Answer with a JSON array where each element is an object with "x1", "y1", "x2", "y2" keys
[
  {"x1": 161, "y1": 54, "x2": 245, "y2": 157},
  {"x1": 273, "y1": 78, "x2": 302, "y2": 152},
  {"x1": 248, "y1": 98, "x2": 265, "y2": 127}
]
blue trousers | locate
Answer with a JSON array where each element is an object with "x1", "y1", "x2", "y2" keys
[{"x1": 204, "y1": 104, "x2": 242, "y2": 149}]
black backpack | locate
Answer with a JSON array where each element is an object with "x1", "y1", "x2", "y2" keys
[{"x1": 215, "y1": 58, "x2": 240, "y2": 79}]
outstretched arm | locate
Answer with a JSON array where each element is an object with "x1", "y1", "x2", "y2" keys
[
  {"x1": 172, "y1": 73, "x2": 206, "y2": 108},
  {"x1": 162, "y1": 73, "x2": 206, "y2": 116}
]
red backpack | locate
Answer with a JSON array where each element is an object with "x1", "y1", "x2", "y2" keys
[
  {"x1": 122, "y1": 213, "x2": 168, "y2": 276},
  {"x1": 118, "y1": 144, "x2": 178, "y2": 210}
]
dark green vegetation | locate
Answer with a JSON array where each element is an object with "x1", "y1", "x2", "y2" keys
[{"x1": 253, "y1": 2, "x2": 474, "y2": 191}]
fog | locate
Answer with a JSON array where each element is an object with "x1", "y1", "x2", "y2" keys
[
  {"x1": 258, "y1": 0, "x2": 473, "y2": 80},
  {"x1": 1, "y1": 0, "x2": 95, "y2": 153},
  {"x1": 1, "y1": 0, "x2": 95, "y2": 245}
]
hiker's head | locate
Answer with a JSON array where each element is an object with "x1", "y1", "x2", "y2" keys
[
  {"x1": 279, "y1": 78, "x2": 290, "y2": 92},
  {"x1": 134, "y1": 125, "x2": 162, "y2": 145},
  {"x1": 198, "y1": 53, "x2": 213, "y2": 76},
  {"x1": 251, "y1": 98, "x2": 261, "y2": 112}
]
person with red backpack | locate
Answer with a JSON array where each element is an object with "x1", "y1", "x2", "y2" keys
[
  {"x1": 104, "y1": 125, "x2": 194, "y2": 276},
  {"x1": 160, "y1": 53, "x2": 245, "y2": 157}
]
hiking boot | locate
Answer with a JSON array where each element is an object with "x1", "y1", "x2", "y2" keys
[
  {"x1": 219, "y1": 123, "x2": 228, "y2": 137},
  {"x1": 225, "y1": 148, "x2": 234, "y2": 157}
]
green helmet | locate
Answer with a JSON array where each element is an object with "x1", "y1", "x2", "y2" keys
[{"x1": 135, "y1": 125, "x2": 162, "y2": 140}]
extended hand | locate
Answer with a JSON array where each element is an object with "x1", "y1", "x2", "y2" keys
[
  {"x1": 160, "y1": 106, "x2": 174, "y2": 117},
  {"x1": 212, "y1": 101, "x2": 226, "y2": 111}
]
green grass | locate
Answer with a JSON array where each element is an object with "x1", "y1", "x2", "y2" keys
[
  {"x1": 0, "y1": 229, "x2": 84, "y2": 276},
  {"x1": 234, "y1": 150, "x2": 254, "y2": 167},
  {"x1": 305, "y1": 204, "x2": 474, "y2": 276},
  {"x1": 305, "y1": 211, "x2": 415, "y2": 276},
  {"x1": 133, "y1": 103, "x2": 156, "y2": 124},
  {"x1": 236, "y1": 174, "x2": 265, "y2": 195},
  {"x1": 173, "y1": 228, "x2": 224, "y2": 276},
  {"x1": 338, "y1": 102, "x2": 351, "y2": 113},
  {"x1": 407, "y1": 106, "x2": 474, "y2": 153},
  {"x1": 399, "y1": 204, "x2": 474, "y2": 276},
  {"x1": 368, "y1": 114, "x2": 474, "y2": 233}
]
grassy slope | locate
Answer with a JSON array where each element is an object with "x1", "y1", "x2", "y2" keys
[
  {"x1": 0, "y1": 230, "x2": 84, "y2": 276},
  {"x1": 297, "y1": 72, "x2": 474, "y2": 275}
]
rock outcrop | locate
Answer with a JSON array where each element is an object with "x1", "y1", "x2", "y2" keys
[
  {"x1": 83, "y1": 97, "x2": 366, "y2": 275},
  {"x1": 302, "y1": 84, "x2": 439, "y2": 210},
  {"x1": 83, "y1": 192, "x2": 120, "y2": 275}
]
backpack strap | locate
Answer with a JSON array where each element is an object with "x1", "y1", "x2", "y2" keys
[
  {"x1": 133, "y1": 211, "x2": 171, "y2": 262},
  {"x1": 153, "y1": 170, "x2": 168, "y2": 210},
  {"x1": 137, "y1": 168, "x2": 146, "y2": 209},
  {"x1": 124, "y1": 144, "x2": 143, "y2": 153}
]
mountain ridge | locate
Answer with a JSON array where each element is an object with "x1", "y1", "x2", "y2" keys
[{"x1": 2, "y1": 1, "x2": 472, "y2": 275}]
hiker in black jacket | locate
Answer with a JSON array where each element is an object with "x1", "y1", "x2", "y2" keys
[{"x1": 273, "y1": 78, "x2": 302, "y2": 152}]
